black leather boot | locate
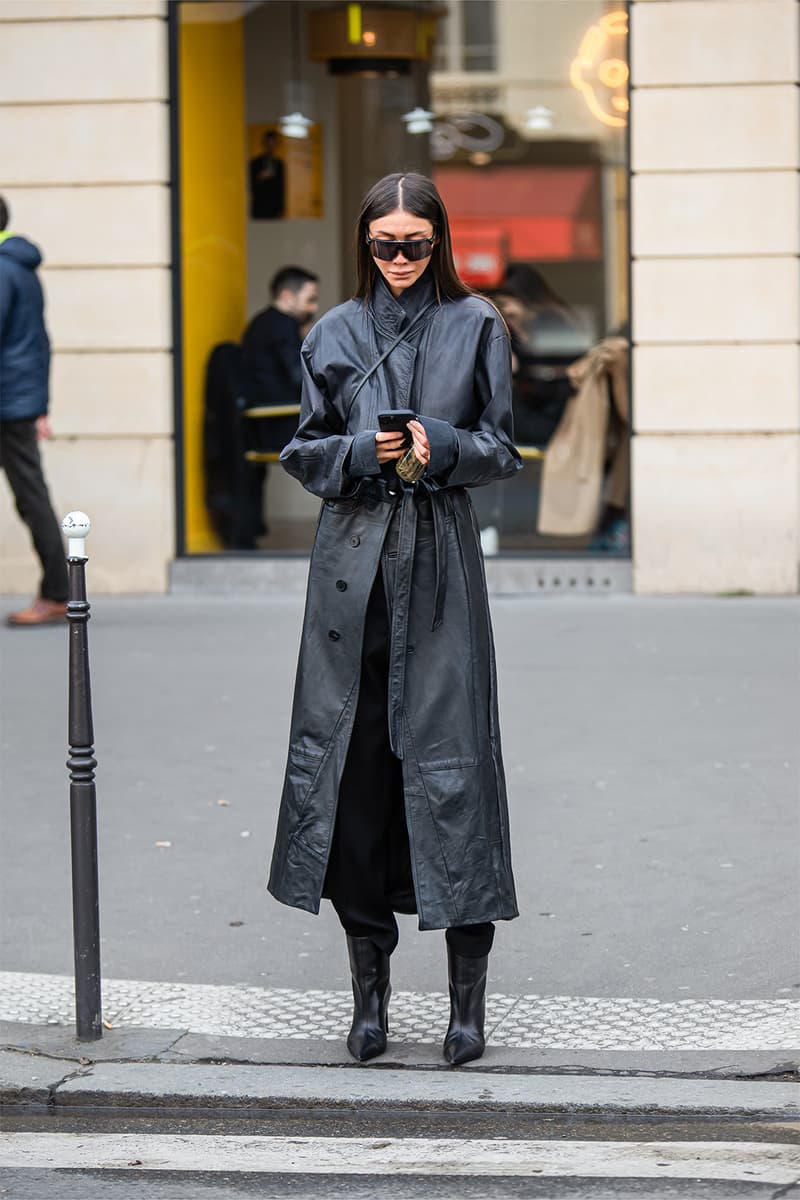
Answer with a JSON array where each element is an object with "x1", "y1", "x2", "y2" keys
[
  {"x1": 443, "y1": 945, "x2": 488, "y2": 1065},
  {"x1": 345, "y1": 935, "x2": 391, "y2": 1062}
]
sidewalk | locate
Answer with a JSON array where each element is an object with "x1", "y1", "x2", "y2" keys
[{"x1": 1, "y1": 593, "x2": 799, "y2": 1113}]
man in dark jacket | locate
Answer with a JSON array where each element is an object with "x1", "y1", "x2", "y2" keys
[
  {"x1": 248, "y1": 130, "x2": 286, "y2": 220},
  {"x1": 0, "y1": 196, "x2": 68, "y2": 626},
  {"x1": 235, "y1": 266, "x2": 319, "y2": 547}
]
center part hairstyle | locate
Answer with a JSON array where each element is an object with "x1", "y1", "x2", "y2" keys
[{"x1": 354, "y1": 172, "x2": 472, "y2": 303}]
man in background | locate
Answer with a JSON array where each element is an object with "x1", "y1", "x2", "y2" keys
[
  {"x1": 0, "y1": 195, "x2": 68, "y2": 626},
  {"x1": 234, "y1": 265, "x2": 319, "y2": 548},
  {"x1": 249, "y1": 130, "x2": 286, "y2": 220},
  {"x1": 241, "y1": 265, "x2": 319, "y2": 419}
]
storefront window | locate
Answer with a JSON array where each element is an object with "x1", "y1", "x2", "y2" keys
[{"x1": 176, "y1": 0, "x2": 629, "y2": 557}]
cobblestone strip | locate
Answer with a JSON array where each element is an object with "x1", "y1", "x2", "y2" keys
[{"x1": 1, "y1": 973, "x2": 798, "y2": 1051}]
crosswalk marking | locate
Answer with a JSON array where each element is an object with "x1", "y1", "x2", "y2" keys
[
  {"x1": 2, "y1": 971, "x2": 798, "y2": 1049},
  {"x1": 1, "y1": 1134, "x2": 798, "y2": 1183}
]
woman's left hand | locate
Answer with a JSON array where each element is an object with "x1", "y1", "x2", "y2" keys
[{"x1": 407, "y1": 419, "x2": 430, "y2": 468}]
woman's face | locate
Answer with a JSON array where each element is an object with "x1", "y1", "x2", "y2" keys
[
  {"x1": 366, "y1": 207, "x2": 436, "y2": 298},
  {"x1": 494, "y1": 293, "x2": 529, "y2": 333}
]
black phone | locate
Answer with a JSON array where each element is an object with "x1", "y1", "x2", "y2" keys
[{"x1": 378, "y1": 409, "x2": 416, "y2": 449}]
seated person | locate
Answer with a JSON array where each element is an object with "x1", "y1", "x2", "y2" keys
[
  {"x1": 235, "y1": 266, "x2": 320, "y2": 548},
  {"x1": 241, "y1": 265, "x2": 320, "y2": 451}
]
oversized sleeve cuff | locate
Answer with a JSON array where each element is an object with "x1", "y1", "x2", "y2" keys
[
  {"x1": 344, "y1": 429, "x2": 381, "y2": 478},
  {"x1": 419, "y1": 415, "x2": 459, "y2": 479}
]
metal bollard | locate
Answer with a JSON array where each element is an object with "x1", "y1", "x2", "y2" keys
[{"x1": 62, "y1": 511, "x2": 102, "y2": 1041}]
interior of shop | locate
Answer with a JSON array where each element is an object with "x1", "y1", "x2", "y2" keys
[{"x1": 176, "y1": 0, "x2": 629, "y2": 557}]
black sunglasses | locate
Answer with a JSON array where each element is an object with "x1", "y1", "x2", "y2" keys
[{"x1": 366, "y1": 234, "x2": 437, "y2": 262}]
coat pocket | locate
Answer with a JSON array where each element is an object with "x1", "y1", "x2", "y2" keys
[
  {"x1": 284, "y1": 745, "x2": 325, "y2": 828},
  {"x1": 323, "y1": 496, "x2": 361, "y2": 515}
]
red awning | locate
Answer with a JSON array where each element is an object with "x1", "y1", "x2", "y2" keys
[{"x1": 434, "y1": 165, "x2": 602, "y2": 280}]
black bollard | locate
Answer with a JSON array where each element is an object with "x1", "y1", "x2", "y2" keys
[{"x1": 62, "y1": 512, "x2": 102, "y2": 1041}]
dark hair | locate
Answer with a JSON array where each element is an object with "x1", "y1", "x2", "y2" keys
[
  {"x1": 354, "y1": 172, "x2": 471, "y2": 303},
  {"x1": 498, "y1": 263, "x2": 572, "y2": 316},
  {"x1": 0, "y1": 196, "x2": 9, "y2": 232},
  {"x1": 270, "y1": 265, "x2": 318, "y2": 299}
]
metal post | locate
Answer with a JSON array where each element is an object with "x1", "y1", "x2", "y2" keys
[{"x1": 62, "y1": 511, "x2": 102, "y2": 1041}]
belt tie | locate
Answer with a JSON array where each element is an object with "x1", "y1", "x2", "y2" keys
[
  {"x1": 386, "y1": 489, "x2": 416, "y2": 758},
  {"x1": 385, "y1": 485, "x2": 449, "y2": 758}
]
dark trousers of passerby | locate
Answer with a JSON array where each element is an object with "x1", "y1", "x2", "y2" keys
[
  {"x1": 0, "y1": 419, "x2": 68, "y2": 601},
  {"x1": 230, "y1": 461, "x2": 267, "y2": 550},
  {"x1": 323, "y1": 568, "x2": 495, "y2": 961}
]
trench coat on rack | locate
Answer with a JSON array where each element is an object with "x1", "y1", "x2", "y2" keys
[
  {"x1": 267, "y1": 274, "x2": 521, "y2": 931},
  {"x1": 537, "y1": 336, "x2": 629, "y2": 537}
]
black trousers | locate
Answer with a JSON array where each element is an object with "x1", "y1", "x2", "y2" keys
[
  {"x1": 323, "y1": 569, "x2": 494, "y2": 961},
  {"x1": 0, "y1": 419, "x2": 68, "y2": 602}
]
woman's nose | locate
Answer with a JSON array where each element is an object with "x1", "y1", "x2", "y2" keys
[{"x1": 392, "y1": 248, "x2": 408, "y2": 263}]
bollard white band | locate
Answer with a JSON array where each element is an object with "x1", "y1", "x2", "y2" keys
[{"x1": 62, "y1": 511, "x2": 91, "y2": 560}]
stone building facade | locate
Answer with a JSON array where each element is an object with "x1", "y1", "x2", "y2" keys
[{"x1": 0, "y1": 0, "x2": 797, "y2": 594}]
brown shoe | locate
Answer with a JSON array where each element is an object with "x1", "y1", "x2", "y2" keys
[{"x1": 6, "y1": 598, "x2": 67, "y2": 627}]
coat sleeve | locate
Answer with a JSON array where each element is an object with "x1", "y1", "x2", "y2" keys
[
  {"x1": 421, "y1": 329, "x2": 522, "y2": 489},
  {"x1": 279, "y1": 344, "x2": 378, "y2": 499}
]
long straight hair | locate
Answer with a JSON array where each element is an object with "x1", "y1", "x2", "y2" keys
[{"x1": 353, "y1": 172, "x2": 472, "y2": 303}]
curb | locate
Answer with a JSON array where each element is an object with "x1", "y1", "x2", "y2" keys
[{"x1": 2, "y1": 1055, "x2": 799, "y2": 1118}]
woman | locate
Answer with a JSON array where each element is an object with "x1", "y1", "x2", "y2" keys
[
  {"x1": 494, "y1": 264, "x2": 588, "y2": 448},
  {"x1": 268, "y1": 173, "x2": 520, "y2": 1065}
]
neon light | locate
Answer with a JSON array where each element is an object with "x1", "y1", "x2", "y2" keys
[
  {"x1": 570, "y1": 12, "x2": 629, "y2": 129},
  {"x1": 347, "y1": 3, "x2": 362, "y2": 45}
]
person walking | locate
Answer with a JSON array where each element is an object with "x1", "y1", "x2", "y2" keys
[
  {"x1": 268, "y1": 173, "x2": 520, "y2": 1065},
  {"x1": 0, "y1": 195, "x2": 68, "y2": 626}
]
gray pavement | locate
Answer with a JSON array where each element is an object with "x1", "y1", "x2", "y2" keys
[
  {"x1": 1, "y1": 592, "x2": 798, "y2": 998},
  {"x1": 1, "y1": 592, "x2": 799, "y2": 1101}
]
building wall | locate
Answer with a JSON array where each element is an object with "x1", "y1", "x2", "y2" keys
[
  {"x1": 0, "y1": 0, "x2": 173, "y2": 593},
  {"x1": 630, "y1": 0, "x2": 800, "y2": 594},
  {"x1": 3, "y1": 1, "x2": 799, "y2": 594}
]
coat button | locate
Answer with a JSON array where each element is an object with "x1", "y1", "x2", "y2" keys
[
  {"x1": 328, "y1": 629, "x2": 341, "y2": 641},
  {"x1": 335, "y1": 579, "x2": 347, "y2": 591},
  {"x1": 349, "y1": 535, "x2": 360, "y2": 547}
]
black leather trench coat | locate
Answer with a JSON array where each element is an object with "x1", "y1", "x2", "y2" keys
[{"x1": 268, "y1": 274, "x2": 521, "y2": 930}]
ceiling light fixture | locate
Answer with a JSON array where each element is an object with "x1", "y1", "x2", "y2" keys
[
  {"x1": 524, "y1": 105, "x2": 554, "y2": 132},
  {"x1": 281, "y1": 4, "x2": 312, "y2": 138},
  {"x1": 279, "y1": 111, "x2": 313, "y2": 139},
  {"x1": 402, "y1": 106, "x2": 435, "y2": 134}
]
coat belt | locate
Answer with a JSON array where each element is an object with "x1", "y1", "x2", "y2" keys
[{"x1": 380, "y1": 482, "x2": 450, "y2": 758}]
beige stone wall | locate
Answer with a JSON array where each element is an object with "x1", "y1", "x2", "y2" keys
[
  {"x1": 631, "y1": 0, "x2": 800, "y2": 594},
  {"x1": 0, "y1": 0, "x2": 172, "y2": 594}
]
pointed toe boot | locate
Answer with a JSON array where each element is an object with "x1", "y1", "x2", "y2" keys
[
  {"x1": 345, "y1": 935, "x2": 391, "y2": 1062},
  {"x1": 443, "y1": 945, "x2": 488, "y2": 1066}
]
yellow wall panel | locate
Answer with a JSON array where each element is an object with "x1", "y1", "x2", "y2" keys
[{"x1": 179, "y1": 13, "x2": 246, "y2": 552}]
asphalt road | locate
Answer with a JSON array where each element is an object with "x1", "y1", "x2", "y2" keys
[
  {"x1": 1, "y1": 593, "x2": 798, "y2": 1000},
  {"x1": 2, "y1": 1107, "x2": 798, "y2": 1199}
]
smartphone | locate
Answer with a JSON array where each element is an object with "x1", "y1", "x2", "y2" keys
[{"x1": 378, "y1": 409, "x2": 416, "y2": 450}]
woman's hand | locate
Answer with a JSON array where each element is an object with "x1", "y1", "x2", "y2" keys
[
  {"x1": 407, "y1": 419, "x2": 430, "y2": 468},
  {"x1": 375, "y1": 430, "x2": 405, "y2": 464}
]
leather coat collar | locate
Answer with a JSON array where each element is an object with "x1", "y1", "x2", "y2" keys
[{"x1": 369, "y1": 271, "x2": 438, "y2": 336}]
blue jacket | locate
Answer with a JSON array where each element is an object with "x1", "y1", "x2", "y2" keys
[{"x1": 0, "y1": 234, "x2": 51, "y2": 421}]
